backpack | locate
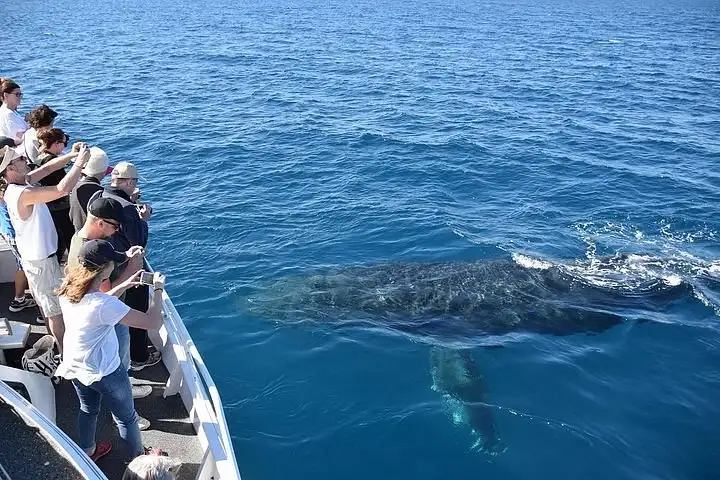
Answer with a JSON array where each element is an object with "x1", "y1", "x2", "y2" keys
[{"x1": 22, "y1": 335, "x2": 60, "y2": 384}]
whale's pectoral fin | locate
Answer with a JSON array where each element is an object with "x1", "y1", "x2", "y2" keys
[{"x1": 429, "y1": 346, "x2": 506, "y2": 455}]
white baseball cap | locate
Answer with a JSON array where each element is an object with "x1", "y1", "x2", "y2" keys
[
  {"x1": 83, "y1": 147, "x2": 112, "y2": 176},
  {"x1": 111, "y1": 161, "x2": 139, "y2": 180}
]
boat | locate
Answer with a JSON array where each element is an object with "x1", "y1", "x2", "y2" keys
[{"x1": 0, "y1": 240, "x2": 241, "y2": 479}]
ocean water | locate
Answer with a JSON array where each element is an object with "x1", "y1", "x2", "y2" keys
[{"x1": 8, "y1": 0, "x2": 720, "y2": 478}]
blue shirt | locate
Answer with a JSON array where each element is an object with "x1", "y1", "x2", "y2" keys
[{"x1": 0, "y1": 201, "x2": 15, "y2": 238}]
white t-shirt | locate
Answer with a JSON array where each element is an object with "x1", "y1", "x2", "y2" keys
[
  {"x1": 56, "y1": 292, "x2": 131, "y2": 386},
  {"x1": 21, "y1": 127, "x2": 39, "y2": 162},
  {"x1": 0, "y1": 105, "x2": 28, "y2": 141},
  {"x1": 3, "y1": 183, "x2": 58, "y2": 260}
]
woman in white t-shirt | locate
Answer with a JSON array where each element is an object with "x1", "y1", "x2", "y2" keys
[
  {"x1": 55, "y1": 239, "x2": 167, "y2": 462},
  {"x1": 0, "y1": 78, "x2": 28, "y2": 145}
]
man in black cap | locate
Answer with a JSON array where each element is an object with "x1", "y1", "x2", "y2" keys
[
  {"x1": 90, "y1": 161, "x2": 159, "y2": 372},
  {"x1": 67, "y1": 197, "x2": 141, "y2": 269},
  {"x1": 67, "y1": 197, "x2": 154, "y2": 424}
]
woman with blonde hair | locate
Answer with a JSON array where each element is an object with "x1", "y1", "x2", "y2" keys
[
  {"x1": 55, "y1": 239, "x2": 167, "y2": 461},
  {"x1": 122, "y1": 455, "x2": 181, "y2": 480}
]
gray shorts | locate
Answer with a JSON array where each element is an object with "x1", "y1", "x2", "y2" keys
[{"x1": 22, "y1": 255, "x2": 63, "y2": 318}]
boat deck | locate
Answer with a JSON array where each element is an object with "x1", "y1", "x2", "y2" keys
[
  {"x1": 0, "y1": 282, "x2": 203, "y2": 480},
  {"x1": 0, "y1": 400, "x2": 84, "y2": 480}
]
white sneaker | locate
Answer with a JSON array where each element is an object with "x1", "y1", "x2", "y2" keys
[
  {"x1": 137, "y1": 415, "x2": 151, "y2": 431},
  {"x1": 132, "y1": 385, "x2": 152, "y2": 399}
]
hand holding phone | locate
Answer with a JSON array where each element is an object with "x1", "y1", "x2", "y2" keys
[{"x1": 139, "y1": 271, "x2": 154, "y2": 286}]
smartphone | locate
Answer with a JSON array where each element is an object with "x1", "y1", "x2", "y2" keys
[{"x1": 139, "y1": 271, "x2": 154, "y2": 286}]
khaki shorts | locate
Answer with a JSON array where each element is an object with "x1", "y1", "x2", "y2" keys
[{"x1": 22, "y1": 256, "x2": 63, "y2": 318}]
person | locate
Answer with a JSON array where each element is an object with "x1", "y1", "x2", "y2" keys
[
  {"x1": 122, "y1": 455, "x2": 180, "y2": 480},
  {"x1": 69, "y1": 197, "x2": 156, "y2": 428},
  {"x1": 0, "y1": 78, "x2": 28, "y2": 146},
  {"x1": 92, "y1": 161, "x2": 160, "y2": 371},
  {"x1": 0, "y1": 181, "x2": 37, "y2": 313},
  {"x1": 0, "y1": 144, "x2": 90, "y2": 351},
  {"x1": 69, "y1": 147, "x2": 112, "y2": 231},
  {"x1": 22, "y1": 104, "x2": 57, "y2": 162},
  {"x1": 34, "y1": 128, "x2": 76, "y2": 259},
  {"x1": 68, "y1": 196, "x2": 143, "y2": 373},
  {"x1": 55, "y1": 239, "x2": 167, "y2": 462}
]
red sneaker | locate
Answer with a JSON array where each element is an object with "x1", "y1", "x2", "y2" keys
[{"x1": 90, "y1": 440, "x2": 112, "y2": 462}]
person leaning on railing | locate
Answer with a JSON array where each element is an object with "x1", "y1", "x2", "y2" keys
[{"x1": 55, "y1": 239, "x2": 168, "y2": 462}]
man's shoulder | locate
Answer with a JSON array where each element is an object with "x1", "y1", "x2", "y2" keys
[
  {"x1": 75, "y1": 179, "x2": 102, "y2": 194},
  {"x1": 4, "y1": 183, "x2": 25, "y2": 196}
]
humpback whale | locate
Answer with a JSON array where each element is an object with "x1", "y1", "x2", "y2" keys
[{"x1": 246, "y1": 253, "x2": 717, "y2": 454}]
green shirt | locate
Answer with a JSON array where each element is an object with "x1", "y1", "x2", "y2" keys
[{"x1": 67, "y1": 234, "x2": 89, "y2": 269}]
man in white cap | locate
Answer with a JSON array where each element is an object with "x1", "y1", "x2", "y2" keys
[
  {"x1": 0, "y1": 144, "x2": 90, "y2": 351},
  {"x1": 69, "y1": 146, "x2": 113, "y2": 231},
  {"x1": 90, "y1": 161, "x2": 160, "y2": 371}
]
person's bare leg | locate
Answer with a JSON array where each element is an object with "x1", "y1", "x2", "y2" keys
[
  {"x1": 14, "y1": 270, "x2": 28, "y2": 299},
  {"x1": 47, "y1": 314, "x2": 65, "y2": 353}
]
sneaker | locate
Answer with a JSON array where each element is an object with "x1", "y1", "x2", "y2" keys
[
  {"x1": 138, "y1": 415, "x2": 151, "y2": 431},
  {"x1": 143, "y1": 446, "x2": 168, "y2": 456},
  {"x1": 89, "y1": 440, "x2": 112, "y2": 462},
  {"x1": 9, "y1": 295, "x2": 37, "y2": 312},
  {"x1": 130, "y1": 351, "x2": 162, "y2": 371},
  {"x1": 132, "y1": 385, "x2": 152, "y2": 399}
]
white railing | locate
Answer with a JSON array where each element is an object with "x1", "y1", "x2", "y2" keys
[{"x1": 146, "y1": 261, "x2": 240, "y2": 480}]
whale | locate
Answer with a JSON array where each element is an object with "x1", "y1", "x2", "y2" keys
[{"x1": 246, "y1": 253, "x2": 717, "y2": 454}]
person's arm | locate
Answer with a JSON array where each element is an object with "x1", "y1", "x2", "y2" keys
[
  {"x1": 108, "y1": 247, "x2": 145, "y2": 289},
  {"x1": 119, "y1": 273, "x2": 166, "y2": 330},
  {"x1": 18, "y1": 146, "x2": 90, "y2": 208},
  {"x1": 25, "y1": 148, "x2": 80, "y2": 184}
]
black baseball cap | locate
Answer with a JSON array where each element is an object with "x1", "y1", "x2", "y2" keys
[
  {"x1": 78, "y1": 239, "x2": 127, "y2": 269},
  {"x1": 88, "y1": 197, "x2": 124, "y2": 224}
]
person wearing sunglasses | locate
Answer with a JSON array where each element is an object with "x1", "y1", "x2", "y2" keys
[
  {"x1": 35, "y1": 127, "x2": 78, "y2": 260},
  {"x1": 55, "y1": 239, "x2": 168, "y2": 462},
  {"x1": 0, "y1": 78, "x2": 28, "y2": 146},
  {"x1": 67, "y1": 196, "x2": 154, "y2": 429},
  {"x1": 88, "y1": 161, "x2": 160, "y2": 372},
  {"x1": 0, "y1": 144, "x2": 91, "y2": 352}
]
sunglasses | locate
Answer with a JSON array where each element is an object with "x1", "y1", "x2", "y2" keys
[
  {"x1": 8, "y1": 92, "x2": 22, "y2": 99},
  {"x1": 103, "y1": 219, "x2": 121, "y2": 231}
]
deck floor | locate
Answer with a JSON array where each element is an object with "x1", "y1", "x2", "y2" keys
[{"x1": 0, "y1": 282, "x2": 202, "y2": 480}]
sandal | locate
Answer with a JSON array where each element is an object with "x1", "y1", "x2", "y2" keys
[{"x1": 90, "y1": 440, "x2": 112, "y2": 462}]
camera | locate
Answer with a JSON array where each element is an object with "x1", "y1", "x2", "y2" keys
[{"x1": 139, "y1": 271, "x2": 154, "y2": 286}]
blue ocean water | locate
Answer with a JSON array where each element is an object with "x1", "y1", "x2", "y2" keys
[{"x1": 8, "y1": 0, "x2": 720, "y2": 477}]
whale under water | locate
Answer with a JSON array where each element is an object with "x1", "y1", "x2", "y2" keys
[{"x1": 246, "y1": 253, "x2": 720, "y2": 454}]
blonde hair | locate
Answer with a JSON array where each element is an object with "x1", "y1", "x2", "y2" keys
[
  {"x1": 56, "y1": 263, "x2": 113, "y2": 303},
  {"x1": 122, "y1": 456, "x2": 181, "y2": 480}
]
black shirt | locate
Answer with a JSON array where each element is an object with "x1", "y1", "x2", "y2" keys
[
  {"x1": 69, "y1": 176, "x2": 103, "y2": 232},
  {"x1": 33, "y1": 152, "x2": 70, "y2": 211}
]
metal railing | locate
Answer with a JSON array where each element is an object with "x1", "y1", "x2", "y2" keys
[{"x1": 146, "y1": 261, "x2": 240, "y2": 479}]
